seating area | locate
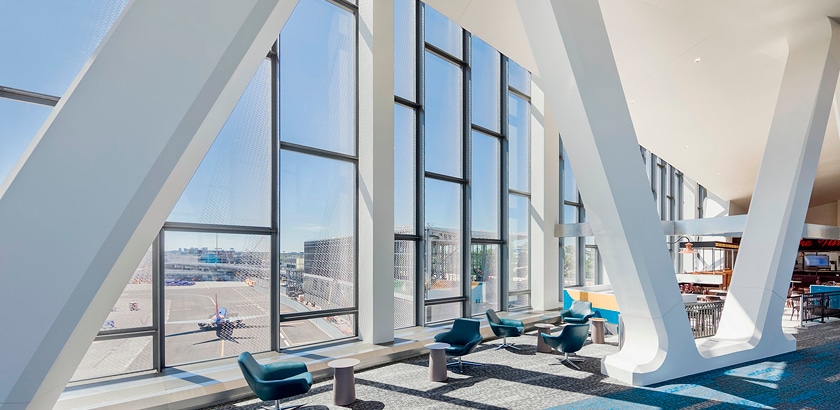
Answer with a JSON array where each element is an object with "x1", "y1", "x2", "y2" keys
[
  {"x1": 59, "y1": 306, "x2": 825, "y2": 409},
  {"x1": 204, "y1": 313, "x2": 837, "y2": 410},
  {"x1": 212, "y1": 320, "x2": 616, "y2": 409}
]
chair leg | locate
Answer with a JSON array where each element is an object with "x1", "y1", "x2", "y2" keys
[
  {"x1": 446, "y1": 356, "x2": 482, "y2": 371},
  {"x1": 549, "y1": 352, "x2": 584, "y2": 370},
  {"x1": 263, "y1": 400, "x2": 305, "y2": 410},
  {"x1": 495, "y1": 336, "x2": 520, "y2": 350}
]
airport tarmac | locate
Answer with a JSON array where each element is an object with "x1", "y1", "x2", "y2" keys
[{"x1": 72, "y1": 280, "x2": 352, "y2": 381}]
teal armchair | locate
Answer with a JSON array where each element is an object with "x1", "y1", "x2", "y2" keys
[
  {"x1": 485, "y1": 309, "x2": 525, "y2": 350},
  {"x1": 541, "y1": 323, "x2": 590, "y2": 369},
  {"x1": 237, "y1": 352, "x2": 312, "y2": 410},
  {"x1": 434, "y1": 318, "x2": 484, "y2": 371},
  {"x1": 560, "y1": 300, "x2": 601, "y2": 324}
]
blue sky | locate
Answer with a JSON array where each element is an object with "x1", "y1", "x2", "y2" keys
[{"x1": 1, "y1": 0, "x2": 529, "y2": 253}]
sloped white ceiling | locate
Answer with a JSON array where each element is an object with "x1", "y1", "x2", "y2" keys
[{"x1": 424, "y1": 0, "x2": 840, "y2": 211}]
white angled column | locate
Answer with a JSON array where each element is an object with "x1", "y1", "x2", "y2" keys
[
  {"x1": 529, "y1": 79, "x2": 561, "y2": 311},
  {"x1": 357, "y1": 0, "x2": 396, "y2": 343},
  {"x1": 716, "y1": 18, "x2": 840, "y2": 347},
  {"x1": 518, "y1": 0, "x2": 698, "y2": 386},
  {"x1": 0, "y1": 1, "x2": 296, "y2": 408},
  {"x1": 520, "y1": 0, "x2": 840, "y2": 386}
]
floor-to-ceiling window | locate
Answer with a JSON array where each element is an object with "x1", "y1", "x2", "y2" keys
[
  {"x1": 422, "y1": 5, "x2": 466, "y2": 323},
  {"x1": 394, "y1": 2, "x2": 532, "y2": 325},
  {"x1": 277, "y1": 0, "x2": 358, "y2": 346},
  {"x1": 507, "y1": 61, "x2": 531, "y2": 309},
  {"x1": 393, "y1": 0, "x2": 419, "y2": 329},
  {"x1": 67, "y1": 0, "x2": 360, "y2": 376}
]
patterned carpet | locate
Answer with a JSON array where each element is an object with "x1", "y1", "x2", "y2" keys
[{"x1": 209, "y1": 320, "x2": 840, "y2": 410}]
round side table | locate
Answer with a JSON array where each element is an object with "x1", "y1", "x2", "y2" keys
[
  {"x1": 534, "y1": 324, "x2": 554, "y2": 353},
  {"x1": 425, "y1": 342, "x2": 450, "y2": 381},
  {"x1": 590, "y1": 318, "x2": 606, "y2": 344},
  {"x1": 328, "y1": 358, "x2": 361, "y2": 405}
]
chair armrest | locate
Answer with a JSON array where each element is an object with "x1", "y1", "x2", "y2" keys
[
  {"x1": 434, "y1": 331, "x2": 452, "y2": 343},
  {"x1": 490, "y1": 323, "x2": 519, "y2": 331},
  {"x1": 463, "y1": 334, "x2": 483, "y2": 353},
  {"x1": 581, "y1": 311, "x2": 601, "y2": 321},
  {"x1": 559, "y1": 309, "x2": 571, "y2": 318},
  {"x1": 500, "y1": 318, "x2": 524, "y2": 327},
  {"x1": 251, "y1": 373, "x2": 312, "y2": 399},
  {"x1": 262, "y1": 361, "x2": 308, "y2": 381}
]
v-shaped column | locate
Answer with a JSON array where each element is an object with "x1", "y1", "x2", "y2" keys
[
  {"x1": 518, "y1": 0, "x2": 698, "y2": 386},
  {"x1": 715, "y1": 19, "x2": 840, "y2": 348},
  {"x1": 518, "y1": 0, "x2": 840, "y2": 385}
]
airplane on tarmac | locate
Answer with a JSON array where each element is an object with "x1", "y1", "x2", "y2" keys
[{"x1": 167, "y1": 294, "x2": 266, "y2": 339}]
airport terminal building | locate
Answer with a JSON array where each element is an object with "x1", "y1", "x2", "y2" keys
[{"x1": 4, "y1": 0, "x2": 840, "y2": 408}]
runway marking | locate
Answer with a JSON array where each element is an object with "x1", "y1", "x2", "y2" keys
[{"x1": 233, "y1": 288, "x2": 268, "y2": 314}]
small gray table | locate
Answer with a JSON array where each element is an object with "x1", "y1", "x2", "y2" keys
[
  {"x1": 534, "y1": 324, "x2": 555, "y2": 353},
  {"x1": 425, "y1": 342, "x2": 450, "y2": 381},
  {"x1": 329, "y1": 358, "x2": 360, "y2": 405}
]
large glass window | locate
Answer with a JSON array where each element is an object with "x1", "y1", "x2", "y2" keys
[
  {"x1": 394, "y1": 0, "x2": 416, "y2": 101},
  {"x1": 399, "y1": 2, "x2": 531, "y2": 324},
  {"x1": 423, "y1": 5, "x2": 462, "y2": 59},
  {"x1": 471, "y1": 36, "x2": 501, "y2": 132},
  {"x1": 584, "y1": 237, "x2": 598, "y2": 286},
  {"x1": 163, "y1": 231, "x2": 271, "y2": 366},
  {"x1": 103, "y1": 246, "x2": 154, "y2": 330},
  {"x1": 169, "y1": 60, "x2": 272, "y2": 227},
  {"x1": 424, "y1": 178, "x2": 463, "y2": 302},
  {"x1": 395, "y1": 104, "x2": 416, "y2": 234},
  {"x1": 509, "y1": 194, "x2": 530, "y2": 305},
  {"x1": 424, "y1": 51, "x2": 463, "y2": 177},
  {"x1": 508, "y1": 93, "x2": 530, "y2": 193},
  {"x1": 563, "y1": 150, "x2": 578, "y2": 202},
  {"x1": 394, "y1": 240, "x2": 416, "y2": 329},
  {"x1": 0, "y1": 0, "x2": 129, "y2": 96},
  {"x1": 71, "y1": 336, "x2": 153, "y2": 382},
  {"x1": 471, "y1": 131, "x2": 500, "y2": 239},
  {"x1": 425, "y1": 302, "x2": 462, "y2": 324},
  {"x1": 508, "y1": 59, "x2": 531, "y2": 96},
  {"x1": 280, "y1": 151, "x2": 356, "y2": 313},
  {"x1": 563, "y1": 237, "x2": 578, "y2": 287},
  {"x1": 71, "y1": 0, "x2": 362, "y2": 378},
  {"x1": 471, "y1": 244, "x2": 499, "y2": 313},
  {"x1": 282, "y1": 314, "x2": 356, "y2": 348},
  {"x1": 280, "y1": 0, "x2": 356, "y2": 156}
]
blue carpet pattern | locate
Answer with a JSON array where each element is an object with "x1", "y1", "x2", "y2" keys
[
  {"x1": 208, "y1": 319, "x2": 840, "y2": 410},
  {"x1": 552, "y1": 342, "x2": 840, "y2": 409}
]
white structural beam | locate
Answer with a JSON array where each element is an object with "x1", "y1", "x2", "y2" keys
[
  {"x1": 522, "y1": 0, "x2": 840, "y2": 385},
  {"x1": 518, "y1": 0, "x2": 697, "y2": 386},
  {"x1": 0, "y1": 1, "x2": 296, "y2": 408},
  {"x1": 716, "y1": 19, "x2": 840, "y2": 346},
  {"x1": 530, "y1": 79, "x2": 561, "y2": 310},
  {"x1": 357, "y1": 0, "x2": 395, "y2": 343}
]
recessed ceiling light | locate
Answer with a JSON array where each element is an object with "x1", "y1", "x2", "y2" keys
[
  {"x1": 630, "y1": 100, "x2": 636, "y2": 104},
  {"x1": 683, "y1": 145, "x2": 689, "y2": 150},
  {"x1": 694, "y1": 57, "x2": 702, "y2": 63}
]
